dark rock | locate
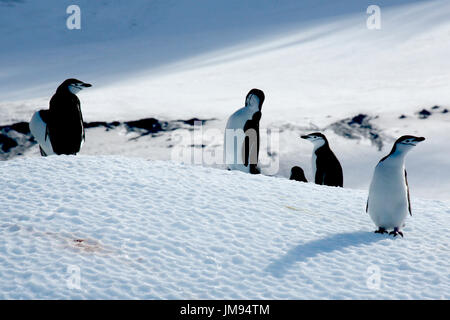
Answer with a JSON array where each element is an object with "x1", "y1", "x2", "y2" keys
[
  {"x1": 399, "y1": 115, "x2": 407, "y2": 119},
  {"x1": 125, "y1": 118, "x2": 163, "y2": 133},
  {"x1": 442, "y1": 109, "x2": 448, "y2": 114},
  {"x1": 432, "y1": 105, "x2": 440, "y2": 110},
  {"x1": 0, "y1": 121, "x2": 30, "y2": 134},
  {"x1": 83, "y1": 121, "x2": 121, "y2": 130},
  {"x1": 10, "y1": 122, "x2": 30, "y2": 134},
  {"x1": 327, "y1": 114, "x2": 384, "y2": 151},
  {"x1": 348, "y1": 114, "x2": 367, "y2": 126},
  {"x1": 0, "y1": 133, "x2": 18, "y2": 152},
  {"x1": 417, "y1": 109, "x2": 432, "y2": 119},
  {"x1": 189, "y1": 144, "x2": 207, "y2": 148},
  {"x1": 181, "y1": 118, "x2": 207, "y2": 126},
  {"x1": 1, "y1": 117, "x2": 215, "y2": 159},
  {"x1": 84, "y1": 121, "x2": 109, "y2": 129}
]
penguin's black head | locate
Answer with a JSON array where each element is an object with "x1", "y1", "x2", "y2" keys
[
  {"x1": 290, "y1": 166, "x2": 304, "y2": 176},
  {"x1": 58, "y1": 78, "x2": 92, "y2": 94},
  {"x1": 301, "y1": 132, "x2": 328, "y2": 143},
  {"x1": 382, "y1": 135, "x2": 425, "y2": 160},
  {"x1": 290, "y1": 166, "x2": 307, "y2": 182},
  {"x1": 245, "y1": 88, "x2": 265, "y2": 110},
  {"x1": 301, "y1": 132, "x2": 328, "y2": 148},
  {"x1": 395, "y1": 135, "x2": 425, "y2": 147}
]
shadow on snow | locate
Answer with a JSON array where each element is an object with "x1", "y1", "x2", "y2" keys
[{"x1": 265, "y1": 230, "x2": 385, "y2": 278}]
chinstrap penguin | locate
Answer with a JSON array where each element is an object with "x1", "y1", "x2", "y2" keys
[
  {"x1": 29, "y1": 78, "x2": 92, "y2": 156},
  {"x1": 367, "y1": 135, "x2": 425, "y2": 237},
  {"x1": 224, "y1": 89, "x2": 265, "y2": 174},
  {"x1": 301, "y1": 132, "x2": 343, "y2": 187},
  {"x1": 290, "y1": 166, "x2": 308, "y2": 182}
]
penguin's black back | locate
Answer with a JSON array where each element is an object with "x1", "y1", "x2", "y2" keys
[
  {"x1": 315, "y1": 145, "x2": 343, "y2": 187},
  {"x1": 48, "y1": 90, "x2": 84, "y2": 155}
]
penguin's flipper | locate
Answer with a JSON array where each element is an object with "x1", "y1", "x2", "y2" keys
[
  {"x1": 29, "y1": 110, "x2": 55, "y2": 156},
  {"x1": 405, "y1": 170, "x2": 412, "y2": 216},
  {"x1": 241, "y1": 111, "x2": 261, "y2": 173},
  {"x1": 314, "y1": 166, "x2": 325, "y2": 185},
  {"x1": 247, "y1": 134, "x2": 261, "y2": 174},
  {"x1": 39, "y1": 146, "x2": 47, "y2": 156}
]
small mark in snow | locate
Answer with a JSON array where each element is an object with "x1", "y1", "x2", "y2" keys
[{"x1": 8, "y1": 225, "x2": 20, "y2": 232}]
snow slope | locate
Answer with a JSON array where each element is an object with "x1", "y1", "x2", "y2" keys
[
  {"x1": 1, "y1": 0, "x2": 449, "y2": 121},
  {"x1": 0, "y1": 156, "x2": 448, "y2": 299},
  {"x1": 0, "y1": 0, "x2": 432, "y2": 103},
  {"x1": 1, "y1": 0, "x2": 449, "y2": 200}
]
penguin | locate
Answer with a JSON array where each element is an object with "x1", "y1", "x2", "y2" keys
[
  {"x1": 366, "y1": 135, "x2": 425, "y2": 237},
  {"x1": 224, "y1": 89, "x2": 265, "y2": 174},
  {"x1": 301, "y1": 132, "x2": 343, "y2": 187},
  {"x1": 290, "y1": 166, "x2": 308, "y2": 182},
  {"x1": 29, "y1": 79, "x2": 92, "y2": 156}
]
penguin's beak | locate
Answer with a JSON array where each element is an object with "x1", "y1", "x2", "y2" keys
[
  {"x1": 301, "y1": 135, "x2": 311, "y2": 140},
  {"x1": 414, "y1": 137, "x2": 425, "y2": 142},
  {"x1": 410, "y1": 137, "x2": 426, "y2": 146},
  {"x1": 81, "y1": 83, "x2": 92, "y2": 88}
]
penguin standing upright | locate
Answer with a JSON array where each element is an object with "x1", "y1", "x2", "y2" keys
[
  {"x1": 29, "y1": 79, "x2": 92, "y2": 156},
  {"x1": 224, "y1": 89, "x2": 265, "y2": 174},
  {"x1": 301, "y1": 132, "x2": 343, "y2": 187},
  {"x1": 367, "y1": 135, "x2": 425, "y2": 237}
]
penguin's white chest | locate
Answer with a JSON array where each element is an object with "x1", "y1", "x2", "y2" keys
[
  {"x1": 224, "y1": 107, "x2": 257, "y2": 172},
  {"x1": 368, "y1": 162, "x2": 409, "y2": 230},
  {"x1": 29, "y1": 110, "x2": 55, "y2": 156},
  {"x1": 311, "y1": 152, "x2": 317, "y2": 178}
]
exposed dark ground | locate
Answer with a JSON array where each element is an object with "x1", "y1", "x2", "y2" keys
[{"x1": 0, "y1": 106, "x2": 446, "y2": 160}]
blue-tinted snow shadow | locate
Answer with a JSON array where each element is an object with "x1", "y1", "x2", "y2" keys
[
  {"x1": 0, "y1": 0, "x2": 429, "y2": 100},
  {"x1": 265, "y1": 231, "x2": 385, "y2": 278}
]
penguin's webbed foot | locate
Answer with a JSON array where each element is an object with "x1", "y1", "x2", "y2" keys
[
  {"x1": 389, "y1": 228, "x2": 404, "y2": 238},
  {"x1": 249, "y1": 165, "x2": 261, "y2": 175},
  {"x1": 374, "y1": 227, "x2": 388, "y2": 234}
]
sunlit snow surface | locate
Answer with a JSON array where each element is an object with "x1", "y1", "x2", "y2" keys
[
  {"x1": 1, "y1": 156, "x2": 449, "y2": 299},
  {"x1": 1, "y1": 0, "x2": 449, "y2": 200},
  {"x1": 1, "y1": 0, "x2": 449, "y2": 299}
]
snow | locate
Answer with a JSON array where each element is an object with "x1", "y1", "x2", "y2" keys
[
  {"x1": 1, "y1": 0, "x2": 450, "y2": 299},
  {"x1": 1, "y1": 156, "x2": 449, "y2": 299},
  {"x1": 2, "y1": 0, "x2": 449, "y2": 121},
  {"x1": 1, "y1": 0, "x2": 449, "y2": 200}
]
